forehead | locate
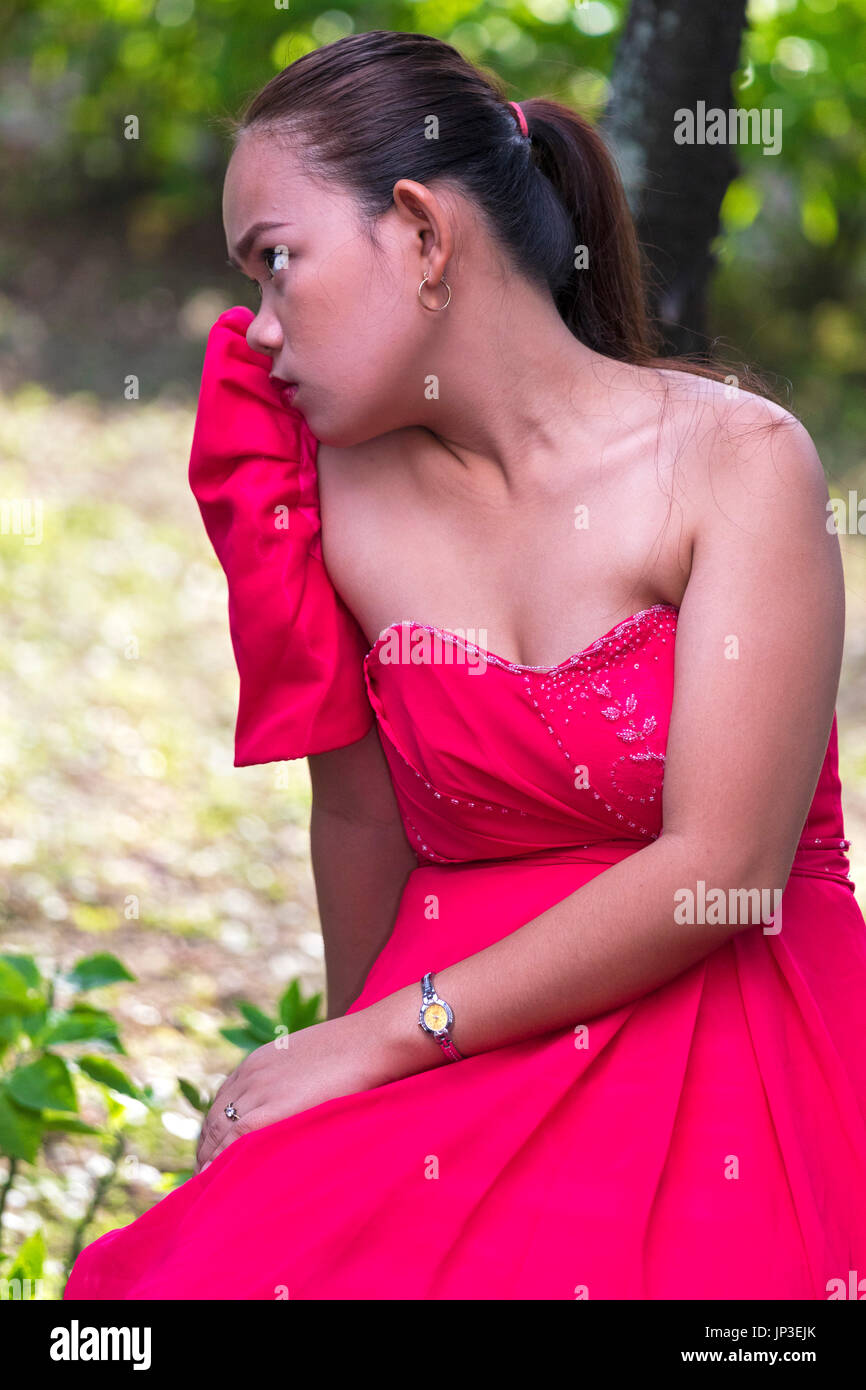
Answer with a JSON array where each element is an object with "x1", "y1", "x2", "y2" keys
[{"x1": 222, "y1": 132, "x2": 308, "y2": 243}]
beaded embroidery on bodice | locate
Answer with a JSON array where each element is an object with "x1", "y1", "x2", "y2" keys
[{"x1": 363, "y1": 604, "x2": 679, "y2": 864}]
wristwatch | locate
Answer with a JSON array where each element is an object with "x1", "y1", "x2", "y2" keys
[{"x1": 418, "y1": 972, "x2": 464, "y2": 1061}]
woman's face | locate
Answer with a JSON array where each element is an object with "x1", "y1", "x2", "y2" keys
[{"x1": 222, "y1": 128, "x2": 444, "y2": 446}]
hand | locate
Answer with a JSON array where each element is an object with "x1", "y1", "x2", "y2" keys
[{"x1": 194, "y1": 1011, "x2": 395, "y2": 1174}]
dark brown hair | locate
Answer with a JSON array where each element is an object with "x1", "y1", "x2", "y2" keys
[{"x1": 221, "y1": 29, "x2": 789, "y2": 412}]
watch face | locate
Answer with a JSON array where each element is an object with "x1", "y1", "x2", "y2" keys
[{"x1": 423, "y1": 1002, "x2": 448, "y2": 1033}]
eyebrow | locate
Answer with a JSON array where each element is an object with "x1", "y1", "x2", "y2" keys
[{"x1": 226, "y1": 220, "x2": 292, "y2": 270}]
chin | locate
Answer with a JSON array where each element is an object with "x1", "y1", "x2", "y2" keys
[
  {"x1": 307, "y1": 421, "x2": 351, "y2": 448},
  {"x1": 310, "y1": 414, "x2": 381, "y2": 450}
]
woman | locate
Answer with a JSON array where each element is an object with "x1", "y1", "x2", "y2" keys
[{"x1": 65, "y1": 30, "x2": 866, "y2": 1300}]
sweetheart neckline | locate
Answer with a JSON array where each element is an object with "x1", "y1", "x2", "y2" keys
[{"x1": 364, "y1": 602, "x2": 679, "y2": 674}]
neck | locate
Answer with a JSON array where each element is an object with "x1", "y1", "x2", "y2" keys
[{"x1": 411, "y1": 274, "x2": 623, "y2": 496}]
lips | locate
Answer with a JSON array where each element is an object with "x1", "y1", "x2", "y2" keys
[{"x1": 278, "y1": 383, "x2": 299, "y2": 407}]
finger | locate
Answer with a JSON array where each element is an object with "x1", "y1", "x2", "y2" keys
[
  {"x1": 206, "y1": 1072, "x2": 240, "y2": 1123},
  {"x1": 200, "y1": 1109, "x2": 259, "y2": 1169},
  {"x1": 198, "y1": 1061, "x2": 257, "y2": 1164},
  {"x1": 195, "y1": 1097, "x2": 245, "y2": 1173},
  {"x1": 195, "y1": 1114, "x2": 219, "y2": 1174}
]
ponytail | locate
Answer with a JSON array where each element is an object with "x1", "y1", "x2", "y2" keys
[
  {"x1": 517, "y1": 99, "x2": 656, "y2": 362},
  {"x1": 519, "y1": 98, "x2": 786, "y2": 405}
]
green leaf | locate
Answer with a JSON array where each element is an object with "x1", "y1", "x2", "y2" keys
[
  {"x1": 7, "y1": 1055, "x2": 77, "y2": 1113},
  {"x1": 0, "y1": 1012, "x2": 24, "y2": 1057},
  {"x1": 0, "y1": 955, "x2": 42, "y2": 991},
  {"x1": 219, "y1": 1026, "x2": 261, "y2": 1053},
  {"x1": 41, "y1": 1005, "x2": 123, "y2": 1051},
  {"x1": 0, "y1": 1085, "x2": 44, "y2": 1163},
  {"x1": 0, "y1": 960, "x2": 42, "y2": 1015},
  {"x1": 278, "y1": 978, "x2": 323, "y2": 1032},
  {"x1": 76, "y1": 1055, "x2": 140, "y2": 1099},
  {"x1": 178, "y1": 1078, "x2": 209, "y2": 1114},
  {"x1": 6, "y1": 1229, "x2": 45, "y2": 1283},
  {"x1": 278, "y1": 978, "x2": 301, "y2": 1028},
  {"x1": 237, "y1": 1001, "x2": 278, "y2": 1043},
  {"x1": 0, "y1": 1013, "x2": 21, "y2": 1038},
  {"x1": 65, "y1": 953, "x2": 135, "y2": 992},
  {"x1": 20, "y1": 1007, "x2": 48, "y2": 1040}
]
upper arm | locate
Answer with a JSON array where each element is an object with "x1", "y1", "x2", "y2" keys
[
  {"x1": 660, "y1": 397, "x2": 844, "y2": 891},
  {"x1": 308, "y1": 724, "x2": 410, "y2": 830}
]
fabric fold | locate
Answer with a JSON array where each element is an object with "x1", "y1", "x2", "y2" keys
[{"x1": 188, "y1": 305, "x2": 374, "y2": 765}]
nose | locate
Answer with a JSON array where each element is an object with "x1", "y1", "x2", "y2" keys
[{"x1": 245, "y1": 302, "x2": 282, "y2": 360}]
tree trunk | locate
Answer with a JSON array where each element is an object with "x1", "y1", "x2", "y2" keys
[{"x1": 600, "y1": 0, "x2": 749, "y2": 357}]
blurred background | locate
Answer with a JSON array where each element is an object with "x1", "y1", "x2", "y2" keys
[{"x1": 0, "y1": 0, "x2": 864, "y2": 1296}]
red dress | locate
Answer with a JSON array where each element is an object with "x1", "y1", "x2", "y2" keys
[{"x1": 64, "y1": 307, "x2": 866, "y2": 1300}]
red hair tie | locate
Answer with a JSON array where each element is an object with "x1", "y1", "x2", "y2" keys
[{"x1": 509, "y1": 100, "x2": 529, "y2": 137}]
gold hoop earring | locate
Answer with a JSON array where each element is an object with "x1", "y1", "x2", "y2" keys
[{"x1": 418, "y1": 271, "x2": 451, "y2": 311}]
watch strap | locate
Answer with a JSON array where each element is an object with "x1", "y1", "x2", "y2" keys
[{"x1": 419, "y1": 972, "x2": 464, "y2": 1062}]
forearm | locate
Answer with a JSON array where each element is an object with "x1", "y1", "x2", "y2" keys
[
  {"x1": 360, "y1": 834, "x2": 782, "y2": 1077},
  {"x1": 311, "y1": 802, "x2": 416, "y2": 1018}
]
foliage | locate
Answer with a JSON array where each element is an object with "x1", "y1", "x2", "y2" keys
[
  {"x1": 0, "y1": 949, "x2": 143, "y2": 1292},
  {"x1": 0, "y1": 939, "x2": 325, "y2": 1296},
  {"x1": 217, "y1": 978, "x2": 324, "y2": 1056},
  {"x1": 6, "y1": 1, "x2": 866, "y2": 228},
  {"x1": 0, "y1": 951, "x2": 140, "y2": 1167}
]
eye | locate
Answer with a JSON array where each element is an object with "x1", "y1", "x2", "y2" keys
[
  {"x1": 225, "y1": 245, "x2": 291, "y2": 301},
  {"x1": 263, "y1": 245, "x2": 291, "y2": 277}
]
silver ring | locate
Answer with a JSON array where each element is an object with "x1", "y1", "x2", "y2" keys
[{"x1": 224, "y1": 1102, "x2": 239, "y2": 1122}]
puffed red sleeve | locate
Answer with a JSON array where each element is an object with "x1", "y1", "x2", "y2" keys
[{"x1": 188, "y1": 305, "x2": 375, "y2": 765}]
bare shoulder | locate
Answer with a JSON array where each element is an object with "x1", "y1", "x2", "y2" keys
[
  {"x1": 647, "y1": 365, "x2": 845, "y2": 670},
  {"x1": 642, "y1": 366, "x2": 830, "y2": 532}
]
